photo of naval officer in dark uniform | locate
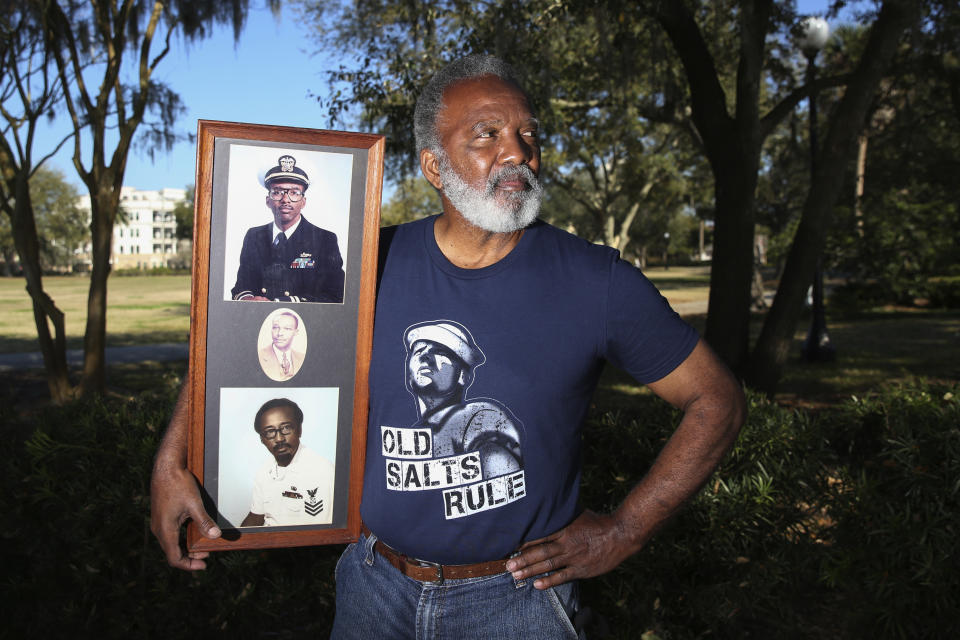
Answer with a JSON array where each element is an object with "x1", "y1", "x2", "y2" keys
[{"x1": 231, "y1": 155, "x2": 345, "y2": 303}]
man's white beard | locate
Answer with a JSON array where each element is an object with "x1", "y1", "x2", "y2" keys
[{"x1": 437, "y1": 155, "x2": 542, "y2": 233}]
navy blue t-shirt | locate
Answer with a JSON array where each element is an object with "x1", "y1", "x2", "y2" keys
[{"x1": 360, "y1": 216, "x2": 698, "y2": 564}]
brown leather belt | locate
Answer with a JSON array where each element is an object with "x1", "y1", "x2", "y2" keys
[{"x1": 361, "y1": 524, "x2": 509, "y2": 583}]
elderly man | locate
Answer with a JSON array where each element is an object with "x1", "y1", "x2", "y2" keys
[
  {"x1": 240, "y1": 398, "x2": 334, "y2": 527},
  {"x1": 231, "y1": 154, "x2": 345, "y2": 303},
  {"x1": 151, "y1": 55, "x2": 744, "y2": 639},
  {"x1": 259, "y1": 311, "x2": 305, "y2": 381}
]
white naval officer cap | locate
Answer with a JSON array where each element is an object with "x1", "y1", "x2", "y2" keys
[
  {"x1": 264, "y1": 155, "x2": 310, "y2": 190},
  {"x1": 404, "y1": 320, "x2": 485, "y2": 369}
]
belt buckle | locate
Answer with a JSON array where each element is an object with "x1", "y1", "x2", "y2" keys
[{"x1": 413, "y1": 558, "x2": 444, "y2": 584}]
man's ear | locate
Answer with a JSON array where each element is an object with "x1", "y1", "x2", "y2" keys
[{"x1": 420, "y1": 148, "x2": 444, "y2": 191}]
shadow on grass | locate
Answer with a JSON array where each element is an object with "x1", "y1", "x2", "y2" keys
[
  {"x1": 0, "y1": 330, "x2": 190, "y2": 354},
  {"x1": 109, "y1": 302, "x2": 191, "y2": 313},
  {"x1": 777, "y1": 309, "x2": 959, "y2": 405},
  {"x1": 645, "y1": 278, "x2": 712, "y2": 290}
]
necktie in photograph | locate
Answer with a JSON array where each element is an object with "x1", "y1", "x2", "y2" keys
[
  {"x1": 272, "y1": 231, "x2": 287, "y2": 262},
  {"x1": 281, "y1": 351, "x2": 291, "y2": 376}
]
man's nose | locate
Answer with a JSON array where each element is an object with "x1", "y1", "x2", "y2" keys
[{"x1": 498, "y1": 130, "x2": 536, "y2": 167}]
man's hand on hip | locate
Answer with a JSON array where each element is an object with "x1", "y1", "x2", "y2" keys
[
  {"x1": 506, "y1": 340, "x2": 745, "y2": 591},
  {"x1": 505, "y1": 510, "x2": 635, "y2": 590}
]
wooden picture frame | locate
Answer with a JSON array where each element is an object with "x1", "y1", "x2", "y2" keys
[{"x1": 186, "y1": 120, "x2": 383, "y2": 551}]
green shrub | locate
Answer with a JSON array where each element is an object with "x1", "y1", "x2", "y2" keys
[
  {"x1": 113, "y1": 265, "x2": 191, "y2": 276},
  {"x1": 820, "y1": 382, "x2": 960, "y2": 638},
  {"x1": 4, "y1": 377, "x2": 958, "y2": 638},
  {"x1": 830, "y1": 280, "x2": 895, "y2": 312},
  {"x1": 925, "y1": 277, "x2": 960, "y2": 308},
  {"x1": 579, "y1": 382, "x2": 960, "y2": 639},
  {"x1": 579, "y1": 391, "x2": 840, "y2": 639},
  {"x1": 0, "y1": 380, "x2": 341, "y2": 637},
  {"x1": 831, "y1": 277, "x2": 960, "y2": 312}
]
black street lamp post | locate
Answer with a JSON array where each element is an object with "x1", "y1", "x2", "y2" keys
[{"x1": 799, "y1": 16, "x2": 836, "y2": 362}]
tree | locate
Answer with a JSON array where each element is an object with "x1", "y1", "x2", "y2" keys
[
  {"x1": 47, "y1": 0, "x2": 273, "y2": 394},
  {"x1": 745, "y1": 0, "x2": 923, "y2": 392},
  {"x1": 380, "y1": 177, "x2": 441, "y2": 227},
  {"x1": 641, "y1": 0, "x2": 921, "y2": 389},
  {"x1": 1, "y1": 167, "x2": 87, "y2": 274},
  {"x1": 301, "y1": 0, "x2": 922, "y2": 392},
  {"x1": 1, "y1": 1, "x2": 268, "y2": 399},
  {"x1": 526, "y1": 4, "x2": 700, "y2": 258},
  {"x1": 300, "y1": 0, "x2": 702, "y2": 259},
  {"x1": 31, "y1": 167, "x2": 87, "y2": 270},
  {"x1": 825, "y1": 4, "x2": 960, "y2": 305},
  {"x1": 0, "y1": 210, "x2": 17, "y2": 276},
  {"x1": 173, "y1": 184, "x2": 195, "y2": 240},
  {"x1": 1, "y1": 6, "x2": 77, "y2": 400}
]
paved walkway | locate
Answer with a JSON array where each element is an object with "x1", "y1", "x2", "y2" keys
[
  {"x1": 670, "y1": 300, "x2": 709, "y2": 317},
  {"x1": 0, "y1": 342, "x2": 188, "y2": 372}
]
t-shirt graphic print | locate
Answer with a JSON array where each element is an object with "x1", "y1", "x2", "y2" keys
[{"x1": 381, "y1": 319, "x2": 526, "y2": 519}]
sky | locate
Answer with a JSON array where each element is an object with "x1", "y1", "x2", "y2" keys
[
  {"x1": 35, "y1": 4, "x2": 342, "y2": 192},
  {"x1": 33, "y1": 1, "x2": 837, "y2": 194}
]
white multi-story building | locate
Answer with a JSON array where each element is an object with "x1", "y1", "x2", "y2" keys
[{"x1": 76, "y1": 186, "x2": 187, "y2": 269}]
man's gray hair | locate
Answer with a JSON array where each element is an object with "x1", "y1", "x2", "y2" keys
[{"x1": 413, "y1": 55, "x2": 526, "y2": 156}]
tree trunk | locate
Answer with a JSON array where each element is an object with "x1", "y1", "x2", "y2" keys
[
  {"x1": 80, "y1": 189, "x2": 115, "y2": 395},
  {"x1": 704, "y1": 149, "x2": 759, "y2": 375},
  {"x1": 2, "y1": 248, "x2": 14, "y2": 276},
  {"x1": 745, "y1": 0, "x2": 921, "y2": 393},
  {"x1": 654, "y1": 0, "x2": 768, "y2": 375},
  {"x1": 7, "y1": 177, "x2": 73, "y2": 402},
  {"x1": 614, "y1": 201, "x2": 641, "y2": 255},
  {"x1": 854, "y1": 133, "x2": 867, "y2": 237},
  {"x1": 752, "y1": 263, "x2": 768, "y2": 310},
  {"x1": 698, "y1": 218, "x2": 706, "y2": 260}
]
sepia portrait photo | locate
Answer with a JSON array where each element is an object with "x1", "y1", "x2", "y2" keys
[{"x1": 257, "y1": 307, "x2": 308, "y2": 381}]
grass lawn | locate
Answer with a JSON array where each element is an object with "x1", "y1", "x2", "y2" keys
[
  {"x1": 0, "y1": 266, "x2": 713, "y2": 353},
  {"x1": 598, "y1": 307, "x2": 960, "y2": 409},
  {"x1": 645, "y1": 264, "x2": 712, "y2": 304},
  {"x1": 777, "y1": 308, "x2": 960, "y2": 405},
  {"x1": 0, "y1": 274, "x2": 191, "y2": 352},
  {"x1": 3, "y1": 269, "x2": 957, "y2": 408}
]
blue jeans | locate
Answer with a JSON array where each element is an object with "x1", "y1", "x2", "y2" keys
[{"x1": 330, "y1": 532, "x2": 584, "y2": 639}]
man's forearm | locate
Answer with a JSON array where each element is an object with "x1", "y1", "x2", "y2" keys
[
  {"x1": 612, "y1": 387, "x2": 744, "y2": 553},
  {"x1": 155, "y1": 381, "x2": 190, "y2": 469},
  {"x1": 505, "y1": 340, "x2": 746, "y2": 589}
]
